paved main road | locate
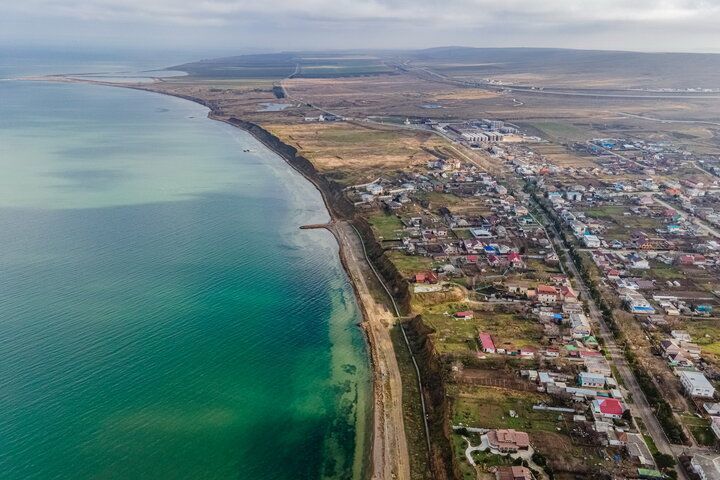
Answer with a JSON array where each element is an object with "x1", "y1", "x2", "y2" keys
[
  {"x1": 652, "y1": 195, "x2": 720, "y2": 239},
  {"x1": 533, "y1": 203, "x2": 690, "y2": 480}
]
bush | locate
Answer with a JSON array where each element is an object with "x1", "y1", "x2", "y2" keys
[
  {"x1": 531, "y1": 452, "x2": 547, "y2": 467},
  {"x1": 653, "y1": 452, "x2": 677, "y2": 470}
]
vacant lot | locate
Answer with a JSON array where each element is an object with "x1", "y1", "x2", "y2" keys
[
  {"x1": 526, "y1": 121, "x2": 596, "y2": 142},
  {"x1": 686, "y1": 319, "x2": 720, "y2": 364},
  {"x1": 368, "y1": 213, "x2": 404, "y2": 240},
  {"x1": 584, "y1": 205, "x2": 666, "y2": 240},
  {"x1": 451, "y1": 384, "x2": 558, "y2": 432},
  {"x1": 530, "y1": 143, "x2": 597, "y2": 169},
  {"x1": 680, "y1": 413, "x2": 715, "y2": 447},
  {"x1": 422, "y1": 311, "x2": 543, "y2": 355},
  {"x1": 264, "y1": 122, "x2": 450, "y2": 185}
]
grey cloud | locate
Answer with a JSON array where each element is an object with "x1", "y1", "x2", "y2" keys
[{"x1": 2, "y1": 0, "x2": 720, "y2": 52}]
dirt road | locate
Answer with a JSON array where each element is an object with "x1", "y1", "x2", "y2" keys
[{"x1": 333, "y1": 221, "x2": 411, "y2": 480}]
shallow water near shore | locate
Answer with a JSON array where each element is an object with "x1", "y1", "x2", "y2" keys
[{"x1": 0, "y1": 75, "x2": 370, "y2": 479}]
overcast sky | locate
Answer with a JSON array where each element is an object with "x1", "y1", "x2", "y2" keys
[{"x1": 2, "y1": 0, "x2": 720, "y2": 55}]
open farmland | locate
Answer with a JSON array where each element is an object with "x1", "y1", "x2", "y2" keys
[
  {"x1": 530, "y1": 143, "x2": 597, "y2": 169},
  {"x1": 284, "y1": 74, "x2": 504, "y2": 120},
  {"x1": 406, "y1": 47, "x2": 720, "y2": 90}
]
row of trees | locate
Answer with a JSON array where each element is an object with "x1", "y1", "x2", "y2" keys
[{"x1": 529, "y1": 191, "x2": 688, "y2": 446}]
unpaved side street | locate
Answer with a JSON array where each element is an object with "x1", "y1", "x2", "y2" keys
[{"x1": 334, "y1": 220, "x2": 411, "y2": 480}]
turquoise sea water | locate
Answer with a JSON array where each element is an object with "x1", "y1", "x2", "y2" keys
[{"x1": 0, "y1": 67, "x2": 370, "y2": 479}]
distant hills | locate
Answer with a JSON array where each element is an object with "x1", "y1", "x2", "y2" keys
[{"x1": 174, "y1": 47, "x2": 720, "y2": 89}]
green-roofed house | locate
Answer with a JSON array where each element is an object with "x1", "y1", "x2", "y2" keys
[
  {"x1": 565, "y1": 344, "x2": 579, "y2": 357},
  {"x1": 637, "y1": 468, "x2": 664, "y2": 479}
]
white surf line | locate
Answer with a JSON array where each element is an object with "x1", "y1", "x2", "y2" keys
[{"x1": 349, "y1": 224, "x2": 433, "y2": 459}]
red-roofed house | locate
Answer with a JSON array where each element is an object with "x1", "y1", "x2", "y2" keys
[
  {"x1": 478, "y1": 333, "x2": 496, "y2": 353},
  {"x1": 520, "y1": 347, "x2": 536, "y2": 358},
  {"x1": 454, "y1": 311, "x2": 474, "y2": 319},
  {"x1": 487, "y1": 254, "x2": 501, "y2": 266},
  {"x1": 415, "y1": 271, "x2": 438, "y2": 284},
  {"x1": 507, "y1": 252, "x2": 524, "y2": 267},
  {"x1": 560, "y1": 286, "x2": 578, "y2": 300},
  {"x1": 495, "y1": 466, "x2": 532, "y2": 480},
  {"x1": 487, "y1": 429, "x2": 530, "y2": 452},
  {"x1": 592, "y1": 398, "x2": 626, "y2": 419},
  {"x1": 678, "y1": 254, "x2": 706, "y2": 266},
  {"x1": 545, "y1": 347, "x2": 560, "y2": 358},
  {"x1": 536, "y1": 285, "x2": 559, "y2": 304}
]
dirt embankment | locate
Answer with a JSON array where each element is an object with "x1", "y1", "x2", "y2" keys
[
  {"x1": 232, "y1": 119, "x2": 460, "y2": 480},
  {"x1": 232, "y1": 118, "x2": 461, "y2": 480},
  {"x1": 402, "y1": 316, "x2": 458, "y2": 480},
  {"x1": 352, "y1": 217, "x2": 411, "y2": 312},
  {"x1": 221, "y1": 117, "x2": 417, "y2": 479},
  {"x1": 226, "y1": 117, "x2": 356, "y2": 220},
  {"x1": 410, "y1": 286, "x2": 467, "y2": 311}
]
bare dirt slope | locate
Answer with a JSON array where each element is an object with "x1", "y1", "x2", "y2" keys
[{"x1": 335, "y1": 221, "x2": 411, "y2": 480}]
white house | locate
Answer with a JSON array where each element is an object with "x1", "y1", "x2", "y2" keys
[
  {"x1": 566, "y1": 191, "x2": 583, "y2": 202},
  {"x1": 470, "y1": 228, "x2": 493, "y2": 239},
  {"x1": 366, "y1": 184, "x2": 383, "y2": 195},
  {"x1": 704, "y1": 403, "x2": 720, "y2": 416},
  {"x1": 711, "y1": 417, "x2": 720, "y2": 441},
  {"x1": 578, "y1": 372, "x2": 606, "y2": 388},
  {"x1": 679, "y1": 371, "x2": 716, "y2": 398},
  {"x1": 671, "y1": 330, "x2": 692, "y2": 342},
  {"x1": 570, "y1": 313, "x2": 592, "y2": 338},
  {"x1": 691, "y1": 454, "x2": 720, "y2": 480},
  {"x1": 583, "y1": 235, "x2": 601, "y2": 248}
]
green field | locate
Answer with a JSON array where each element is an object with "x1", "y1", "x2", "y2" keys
[
  {"x1": 368, "y1": 213, "x2": 404, "y2": 240},
  {"x1": 584, "y1": 205, "x2": 666, "y2": 240},
  {"x1": 174, "y1": 53, "x2": 394, "y2": 80},
  {"x1": 680, "y1": 414, "x2": 716, "y2": 447},
  {"x1": 297, "y1": 64, "x2": 394, "y2": 77},
  {"x1": 477, "y1": 313, "x2": 544, "y2": 349},
  {"x1": 415, "y1": 191, "x2": 465, "y2": 208},
  {"x1": 686, "y1": 320, "x2": 720, "y2": 360},
  {"x1": 387, "y1": 251, "x2": 436, "y2": 276},
  {"x1": 451, "y1": 385, "x2": 560, "y2": 433},
  {"x1": 640, "y1": 262, "x2": 685, "y2": 280},
  {"x1": 423, "y1": 312, "x2": 478, "y2": 355},
  {"x1": 423, "y1": 311, "x2": 543, "y2": 355},
  {"x1": 527, "y1": 121, "x2": 592, "y2": 141}
]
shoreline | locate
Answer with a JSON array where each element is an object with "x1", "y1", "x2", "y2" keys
[
  {"x1": 210, "y1": 104, "x2": 412, "y2": 480},
  {"x1": 29, "y1": 75, "x2": 409, "y2": 480}
]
